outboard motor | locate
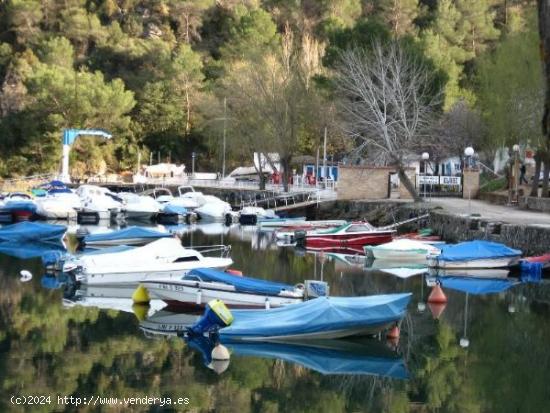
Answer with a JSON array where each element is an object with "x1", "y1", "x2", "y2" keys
[
  {"x1": 304, "y1": 280, "x2": 329, "y2": 299},
  {"x1": 294, "y1": 230, "x2": 306, "y2": 246},
  {"x1": 188, "y1": 299, "x2": 234, "y2": 336}
]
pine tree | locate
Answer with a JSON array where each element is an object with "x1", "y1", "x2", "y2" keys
[{"x1": 378, "y1": 0, "x2": 421, "y2": 37}]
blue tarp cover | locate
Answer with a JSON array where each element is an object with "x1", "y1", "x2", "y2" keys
[
  {"x1": 227, "y1": 342, "x2": 408, "y2": 378},
  {"x1": 83, "y1": 226, "x2": 171, "y2": 244},
  {"x1": 2, "y1": 200, "x2": 37, "y2": 213},
  {"x1": 219, "y1": 293, "x2": 411, "y2": 341},
  {"x1": 0, "y1": 241, "x2": 66, "y2": 265},
  {"x1": 187, "y1": 268, "x2": 295, "y2": 296},
  {"x1": 0, "y1": 222, "x2": 66, "y2": 244},
  {"x1": 80, "y1": 245, "x2": 135, "y2": 255},
  {"x1": 438, "y1": 276, "x2": 519, "y2": 295},
  {"x1": 162, "y1": 204, "x2": 188, "y2": 215},
  {"x1": 437, "y1": 241, "x2": 521, "y2": 262}
]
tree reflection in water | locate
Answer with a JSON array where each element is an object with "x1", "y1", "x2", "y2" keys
[{"x1": 0, "y1": 227, "x2": 549, "y2": 412}]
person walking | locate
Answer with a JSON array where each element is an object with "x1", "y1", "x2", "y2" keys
[{"x1": 520, "y1": 163, "x2": 528, "y2": 185}]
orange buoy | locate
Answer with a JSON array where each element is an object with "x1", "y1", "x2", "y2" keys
[
  {"x1": 226, "y1": 269, "x2": 243, "y2": 276},
  {"x1": 428, "y1": 284, "x2": 447, "y2": 304},
  {"x1": 428, "y1": 302, "x2": 447, "y2": 319},
  {"x1": 386, "y1": 325, "x2": 400, "y2": 339}
]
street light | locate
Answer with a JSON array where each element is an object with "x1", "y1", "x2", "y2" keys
[
  {"x1": 421, "y1": 152, "x2": 429, "y2": 199},
  {"x1": 464, "y1": 146, "x2": 474, "y2": 169},
  {"x1": 191, "y1": 152, "x2": 196, "y2": 177},
  {"x1": 508, "y1": 144, "x2": 520, "y2": 204}
]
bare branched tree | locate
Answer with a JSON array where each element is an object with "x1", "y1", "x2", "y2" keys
[
  {"x1": 429, "y1": 100, "x2": 485, "y2": 161},
  {"x1": 336, "y1": 42, "x2": 441, "y2": 200}
]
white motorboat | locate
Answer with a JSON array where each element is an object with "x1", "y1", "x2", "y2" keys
[
  {"x1": 76, "y1": 185, "x2": 123, "y2": 220},
  {"x1": 63, "y1": 238, "x2": 233, "y2": 285},
  {"x1": 195, "y1": 196, "x2": 232, "y2": 222},
  {"x1": 118, "y1": 192, "x2": 161, "y2": 221},
  {"x1": 142, "y1": 267, "x2": 328, "y2": 309},
  {"x1": 34, "y1": 181, "x2": 80, "y2": 220},
  {"x1": 365, "y1": 239, "x2": 441, "y2": 261},
  {"x1": 169, "y1": 186, "x2": 204, "y2": 210},
  {"x1": 238, "y1": 206, "x2": 278, "y2": 225}
]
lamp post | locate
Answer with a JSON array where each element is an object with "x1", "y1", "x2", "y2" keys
[
  {"x1": 464, "y1": 147, "x2": 475, "y2": 212},
  {"x1": 191, "y1": 152, "x2": 196, "y2": 177},
  {"x1": 464, "y1": 146, "x2": 474, "y2": 169},
  {"x1": 421, "y1": 152, "x2": 430, "y2": 199},
  {"x1": 508, "y1": 144, "x2": 520, "y2": 204}
]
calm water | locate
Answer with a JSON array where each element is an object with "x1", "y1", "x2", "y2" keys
[{"x1": 1, "y1": 222, "x2": 550, "y2": 412}]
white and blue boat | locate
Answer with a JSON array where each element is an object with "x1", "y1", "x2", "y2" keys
[
  {"x1": 217, "y1": 293, "x2": 411, "y2": 341},
  {"x1": 142, "y1": 267, "x2": 316, "y2": 308},
  {"x1": 428, "y1": 240, "x2": 521, "y2": 269}
]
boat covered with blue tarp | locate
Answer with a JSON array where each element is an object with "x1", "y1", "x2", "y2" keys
[
  {"x1": 428, "y1": 240, "x2": 522, "y2": 269},
  {"x1": 82, "y1": 226, "x2": 172, "y2": 247},
  {"x1": 437, "y1": 276, "x2": 519, "y2": 295},
  {"x1": 0, "y1": 241, "x2": 66, "y2": 265},
  {"x1": 218, "y1": 293, "x2": 411, "y2": 341},
  {"x1": 227, "y1": 341, "x2": 409, "y2": 378},
  {"x1": 186, "y1": 268, "x2": 296, "y2": 296},
  {"x1": 0, "y1": 221, "x2": 66, "y2": 244}
]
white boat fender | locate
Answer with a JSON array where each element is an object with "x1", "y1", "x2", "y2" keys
[
  {"x1": 20, "y1": 270, "x2": 32, "y2": 282},
  {"x1": 211, "y1": 344, "x2": 230, "y2": 361},
  {"x1": 265, "y1": 297, "x2": 270, "y2": 310},
  {"x1": 196, "y1": 289, "x2": 202, "y2": 305}
]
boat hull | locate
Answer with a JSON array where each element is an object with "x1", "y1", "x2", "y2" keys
[
  {"x1": 365, "y1": 247, "x2": 428, "y2": 261},
  {"x1": 79, "y1": 261, "x2": 232, "y2": 285},
  {"x1": 304, "y1": 232, "x2": 393, "y2": 248},
  {"x1": 143, "y1": 280, "x2": 303, "y2": 308},
  {"x1": 428, "y1": 256, "x2": 519, "y2": 269}
]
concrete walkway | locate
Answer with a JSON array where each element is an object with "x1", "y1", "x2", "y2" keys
[{"x1": 429, "y1": 198, "x2": 550, "y2": 227}]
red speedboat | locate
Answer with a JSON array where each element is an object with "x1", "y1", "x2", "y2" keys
[{"x1": 295, "y1": 222, "x2": 394, "y2": 248}]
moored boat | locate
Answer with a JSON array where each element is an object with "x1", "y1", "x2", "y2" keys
[
  {"x1": 218, "y1": 293, "x2": 412, "y2": 341},
  {"x1": 142, "y1": 267, "x2": 328, "y2": 309},
  {"x1": 365, "y1": 239, "x2": 441, "y2": 261},
  {"x1": 63, "y1": 238, "x2": 233, "y2": 285},
  {"x1": 295, "y1": 222, "x2": 394, "y2": 249},
  {"x1": 1, "y1": 193, "x2": 37, "y2": 221},
  {"x1": 80, "y1": 226, "x2": 174, "y2": 247},
  {"x1": 34, "y1": 180, "x2": 80, "y2": 220},
  {"x1": 118, "y1": 192, "x2": 161, "y2": 222},
  {"x1": 428, "y1": 240, "x2": 521, "y2": 269}
]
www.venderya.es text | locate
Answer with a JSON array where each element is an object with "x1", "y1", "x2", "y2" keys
[{"x1": 10, "y1": 395, "x2": 190, "y2": 407}]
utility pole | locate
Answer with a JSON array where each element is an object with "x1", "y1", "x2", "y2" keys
[
  {"x1": 222, "y1": 97, "x2": 227, "y2": 179},
  {"x1": 323, "y1": 127, "x2": 327, "y2": 188}
]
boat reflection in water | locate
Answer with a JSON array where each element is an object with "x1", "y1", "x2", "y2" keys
[{"x1": 139, "y1": 308, "x2": 409, "y2": 378}]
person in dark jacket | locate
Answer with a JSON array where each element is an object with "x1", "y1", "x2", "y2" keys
[{"x1": 520, "y1": 163, "x2": 528, "y2": 185}]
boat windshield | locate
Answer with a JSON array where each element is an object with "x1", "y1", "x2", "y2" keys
[{"x1": 345, "y1": 223, "x2": 375, "y2": 232}]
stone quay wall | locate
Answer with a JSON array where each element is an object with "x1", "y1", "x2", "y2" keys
[{"x1": 315, "y1": 200, "x2": 550, "y2": 255}]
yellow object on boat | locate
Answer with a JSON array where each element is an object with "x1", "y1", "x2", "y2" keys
[
  {"x1": 132, "y1": 284, "x2": 150, "y2": 304},
  {"x1": 208, "y1": 299, "x2": 234, "y2": 326}
]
